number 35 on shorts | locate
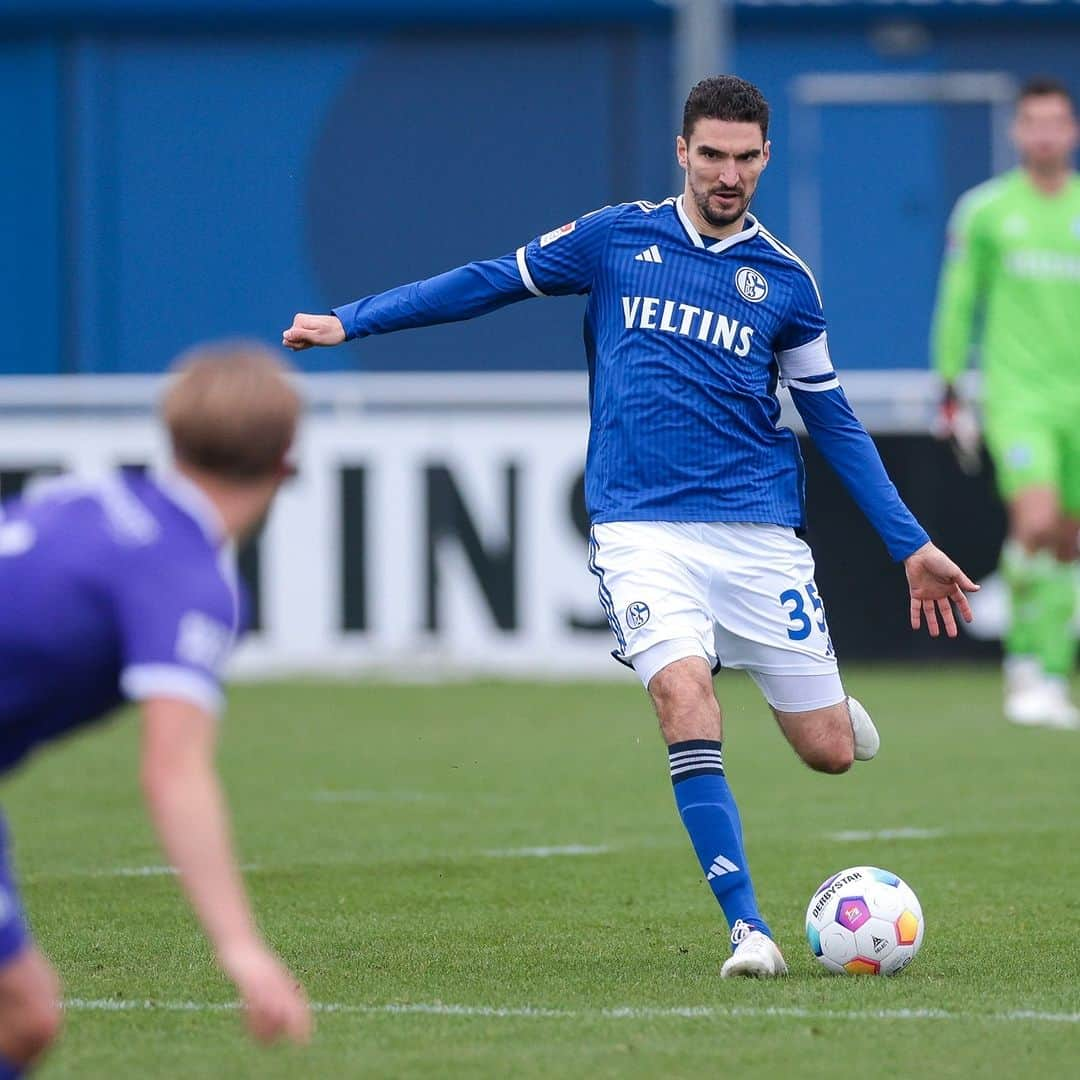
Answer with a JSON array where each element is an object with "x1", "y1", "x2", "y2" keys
[{"x1": 780, "y1": 582, "x2": 835, "y2": 655}]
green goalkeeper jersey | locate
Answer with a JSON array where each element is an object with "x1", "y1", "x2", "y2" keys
[{"x1": 932, "y1": 168, "x2": 1080, "y2": 420}]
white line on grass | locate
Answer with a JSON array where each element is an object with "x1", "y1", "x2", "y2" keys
[
  {"x1": 297, "y1": 789, "x2": 517, "y2": 808},
  {"x1": 480, "y1": 845, "x2": 612, "y2": 858},
  {"x1": 62, "y1": 998, "x2": 1080, "y2": 1025},
  {"x1": 29, "y1": 847, "x2": 622, "y2": 882},
  {"x1": 305, "y1": 790, "x2": 442, "y2": 804},
  {"x1": 827, "y1": 827, "x2": 945, "y2": 842},
  {"x1": 71, "y1": 864, "x2": 261, "y2": 879},
  {"x1": 107, "y1": 867, "x2": 178, "y2": 877}
]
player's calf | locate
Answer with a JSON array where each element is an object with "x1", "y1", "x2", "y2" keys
[
  {"x1": 774, "y1": 699, "x2": 855, "y2": 774},
  {"x1": 644, "y1": 656, "x2": 775, "y2": 947}
]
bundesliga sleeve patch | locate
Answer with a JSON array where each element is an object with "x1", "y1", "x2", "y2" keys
[
  {"x1": 539, "y1": 221, "x2": 576, "y2": 247},
  {"x1": 175, "y1": 611, "x2": 233, "y2": 674}
]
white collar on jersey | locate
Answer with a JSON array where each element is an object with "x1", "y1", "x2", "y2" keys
[
  {"x1": 675, "y1": 195, "x2": 761, "y2": 253},
  {"x1": 153, "y1": 466, "x2": 228, "y2": 549}
]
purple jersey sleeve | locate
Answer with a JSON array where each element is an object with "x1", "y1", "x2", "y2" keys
[
  {"x1": 115, "y1": 552, "x2": 240, "y2": 716},
  {"x1": 516, "y1": 205, "x2": 621, "y2": 297}
]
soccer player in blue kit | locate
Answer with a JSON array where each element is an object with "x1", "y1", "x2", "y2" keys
[
  {"x1": 284, "y1": 77, "x2": 978, "y2": 977},
  {"x1": 0, "y1": 343, "x2": 311, "y2": 1072}
]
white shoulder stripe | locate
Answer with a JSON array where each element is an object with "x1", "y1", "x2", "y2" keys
[
  {"x1": 515, "y1": 246, "x2": 545, "y2": 298},
  {"x1": 632, "y1": 197, "x2": 677, "y2": 214},
  {"x1": 757, "y1": 227, "x2": 823, "y2": 307}
]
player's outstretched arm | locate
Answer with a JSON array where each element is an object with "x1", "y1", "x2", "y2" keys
[
  {"x1": 281, "y1": 250, "x2": 544, "y2": 353},
  {"x1": 903, "y1": 541, "x2": 979, "y2": 639},
  {"x1": 282, "y1": 313, "x2": 345, "y2": 352},
  {"x1": 139, "y1": 698, "x2": 312, "y2": 1045},
  {"x1": 282, "y1": 211, "x2": 616, "y2": 352}
]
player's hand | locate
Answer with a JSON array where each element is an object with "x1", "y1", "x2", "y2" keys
[
  {"x1": 903, "y1": 541, "x2": 979, "y2": 639},
  {"x1": 282, "y1": 313, "x2": 345, "y2": 351},
  {"x1": 933, "y1": 383, "x2": 981, "y2": 476},
  {"x1": 219, "y1": 941, "x2": 313, "y2": 1045}
]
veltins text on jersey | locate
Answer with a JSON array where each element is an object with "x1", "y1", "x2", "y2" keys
[{"x1": 621, "y1": 296, "x2": 755, "y2": 358}]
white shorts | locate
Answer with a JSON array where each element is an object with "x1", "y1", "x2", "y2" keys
[{"x1": 589, "y1": 521, "x2": 844, "y2": 713}]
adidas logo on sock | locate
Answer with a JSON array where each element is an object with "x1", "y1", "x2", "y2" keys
[
  {"x1": 634, "y1": 245, "x2": 663, "y2": 264},
  {"x1": 706, "y1": 854, "x2": 740, "y2": 880}
]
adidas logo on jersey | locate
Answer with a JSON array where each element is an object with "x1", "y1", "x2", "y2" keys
[
  {"x1": 634, "y1": 245, "x2": 663, "y2": 264},
  {"x1": 621, "y1": 296, "x2": 756, "y2": 357}
]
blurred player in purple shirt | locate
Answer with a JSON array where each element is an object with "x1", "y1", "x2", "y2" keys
[{"x1": 0, "y1": 342, "x2": 311, "y2": 1073}]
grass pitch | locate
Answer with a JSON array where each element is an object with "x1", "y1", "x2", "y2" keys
[{"x1": 4, "y1": 665, "x2": 1078, "y2": 1078}]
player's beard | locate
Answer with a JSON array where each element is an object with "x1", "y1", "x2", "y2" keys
[{"x1": 692, "y1": 183, "x2": 751, "y2": 230}]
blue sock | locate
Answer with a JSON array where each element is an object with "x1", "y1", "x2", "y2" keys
[
  {"x1": 669, "y1": 739, "x2": 771, "y2": 943},
  {"x1": 0, "y1": 1052, "x2": 23, "y2": 1079}
]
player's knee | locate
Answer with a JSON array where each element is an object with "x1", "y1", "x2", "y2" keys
[
  {"x1": 649, "y1": 660, "x2": 711, "y2": 706},
  {"x1": 806, "y1": 743, "x2": 854, "y2": 775},
  {"x1": 649, "y1": 664, "x2": 714, "y2": 726},
  {"x1": 648, "y1": 665, "x2": 718, "y2": 743},
  {"x1": 797, "y1": 730, "x2": 854, "y2": 774}
]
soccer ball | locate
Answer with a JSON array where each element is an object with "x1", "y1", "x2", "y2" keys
[{"x1": 805, "y1": 865, "x2": 924, "y2": 975}]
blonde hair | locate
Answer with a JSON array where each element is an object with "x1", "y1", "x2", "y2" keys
[{"x1": 162, "y1": 340, "x2": 301, "y2": 482}]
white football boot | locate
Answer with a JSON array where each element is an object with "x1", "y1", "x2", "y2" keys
[
  {"x1": 1004, "y1": 687, "x2": 1050, "y2": 727},
  {"x1": 1033, "y1": 679, "x2": 1080, "y2": 730},
  {"x1": 720, "y1": 920, "x2": 788, "y2": 979},
  {"x1": 847, "y1": 696, "x2": 880, "y2": 761},
  {"x1": 1004, "y1": 656, "x2": 1042, "y2": 701},
  {"x1": 1005, "y1": 669, "x2": 1080, "y2": 730}
]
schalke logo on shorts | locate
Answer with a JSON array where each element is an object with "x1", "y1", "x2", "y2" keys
[
  {"x1": 735, "y1": 266, "x2": 768, "y2": 303},
  {"x1": 625, "y1": 602, "x2": 651, "y2": 630}
]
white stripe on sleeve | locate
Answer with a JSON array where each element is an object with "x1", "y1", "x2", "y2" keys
[
  {"x1": 515, "y1": 246, "x2": 546, "y2": 298},
  {"x1": 789, "y1": 376, "x2": 841, "y2": 393},
  {"x1": 120, "y1": 664, "x2": 224, "y2": 716},
  {"x1": 776, "y1": 331, "x2": 833, "y2": 385}
]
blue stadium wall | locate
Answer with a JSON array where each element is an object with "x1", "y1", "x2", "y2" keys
[{"x1": 3, "y1": 0, "x2": 1080, "y2": 376}]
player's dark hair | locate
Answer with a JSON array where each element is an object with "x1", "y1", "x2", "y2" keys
[
  {"x1": 163, "y1": 340, "x2": 301, "y2": 483},
  {"x1": 682, "y1": 75, "x2": 770, "y2": 141},
  {"x1": 1017, "y1": 76, "x2": 1075, "y2": 111}
]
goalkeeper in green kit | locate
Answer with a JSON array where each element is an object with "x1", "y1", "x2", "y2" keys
[{"x1": 932, "y1": 77, "x2": 1080, "y2": 729}]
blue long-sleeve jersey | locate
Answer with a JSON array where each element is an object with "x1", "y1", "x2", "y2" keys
[{"x1": 334, "y1": 197, "x2": 928, "y2": 561}]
